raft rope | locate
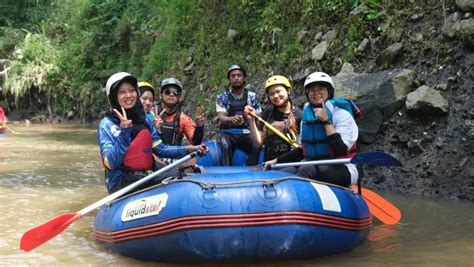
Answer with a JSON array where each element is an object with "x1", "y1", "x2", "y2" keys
[{"x1": 108, "y1": 175, "x2": 354, "y2": 205}]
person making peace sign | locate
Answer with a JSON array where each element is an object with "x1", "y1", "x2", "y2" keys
[{"x1": 98, "y1": 72, "x2": 208, "y2": 194}]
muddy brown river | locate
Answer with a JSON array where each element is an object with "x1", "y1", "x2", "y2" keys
[{"x1": 1, "y1": 125, "x2": 473, "y2": 266}]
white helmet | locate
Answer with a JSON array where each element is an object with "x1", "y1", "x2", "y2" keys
[
  {"x1": 105, "y1": 72, "x2": 137, "y2": 96},
  {"x1": 304, "y1": 71, "x2": 334, "y2": 98},
  {"x1": 304, "y1": 72, "x2": 334, "y2": 89}
]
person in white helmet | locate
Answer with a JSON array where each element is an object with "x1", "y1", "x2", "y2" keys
[
  {"x1": 264, "y1": 72, "x2": 359, "y2": 187},
  {"x1": 98, "y1": 72, "x2": 208, "y2": 193}
]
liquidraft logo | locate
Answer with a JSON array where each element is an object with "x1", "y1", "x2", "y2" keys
[{"x1": 121, "y1": 193, "x2": 169, "y2": 222}]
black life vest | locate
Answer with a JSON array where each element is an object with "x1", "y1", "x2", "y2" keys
[
  {"x1": 263, "y1": 109, "x2": 295, "y2": 161},
  {"x1": 160, "y1": 110, "x2": 183, "y2": 145},
  {"x1": 220, "y1": 89, "x2": 249, "y2": 130}
]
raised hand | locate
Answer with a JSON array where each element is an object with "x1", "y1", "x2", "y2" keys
[
  {"x1": 153, "y1": 109, "x2": 166, "y2": 133},
  {"x1": 113, "y1": 107, "x2": 132, "y2": 128},
  {"x1": 195, "y1": 106, "x2": 205, "y2": 127},
  {"x1": 243, "y1": 105, "x2": 255, "y2": 120}
]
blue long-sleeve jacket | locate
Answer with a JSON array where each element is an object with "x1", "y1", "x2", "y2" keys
[{"x1": 98, "y1": 115, "x2": 188, "y2": 192}]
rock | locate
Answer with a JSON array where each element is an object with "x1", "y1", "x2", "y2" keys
[
  {"x1": 406, "y1": 85, "x2": 449, "y2": 115},
  {"x1": 66, "y1": 110, "x2": 74, "y2": 120},
  {"x1": 357, "y1": 38, "x2": 370, "y2": 52},
  {"x1": 435, "y1": 83, "x2": 448, "y2": 91},
  {"x1": 292, "y1": 71, "x2": 308, "y2": 84},
  {"x1": 456, "y1": 18, "x2": 474, "y2": 37},
  {"x1": 30, "y1": 115, "x2": 48, "y2": 123},
  {"x1": 413, "y1": 32, "x2": 424, "y2": 42},
  {"x1": 183, "y1": 62, "x2": 194, "y2": 75},
  {"x1": 339, "y1": 62, "x2": 354, "y2": 74},
  {"x1": 333, "y1": 69, "x2": 415, "y2": 143},
  {"x1": 448, "y1": 76, "x2": 457, "y2": 82},
  {"x1": 322, "y1": 29, "x2": 338, "y2": 44},
  {"x1": 465, "y1": 120, "x2": 474, "y2": 138},
  {"x1": 399, "y1": 133, "x2": 410, "y2": 143},
  {"x1": 445, "y1": 15, "x2": 474, "y2": 41},
  {"x1": 443, "y1": 12, "x2": 461, "y2": 38},
  {"x1": 350, "y1": 4, "x2": 368, "y2": 16},
  {"x1": 297, "y1": 30, "x2": 308, "y2": 43},
  {"x1": 185, "y1": 56, "x2": 193, "y2": 65},
  {"x1": 387, "y1": 28, "x2": 404, "y2": 42},
  {"x1": 376, "y1": 42, "x2": 403, "y2": 66},
  {"x1": 314, "y1": 32, "x2": 323, "y2": 43},
  {"x1": 227, "y1": 28, "x2": 239, "y2": 42},
  {"x1": 456, "y1": 0, "x2": 474, "y2": 11},
  {"x1": 410, "y1": 13, "x2": 424, "y2": 21},
  {"x1": 358, "y1": 102, "x2": 384, "y2": 143},
  {"x1": 311, "y1": 41, "x2": 329, "y2": 61},
  {"x1": 407, "y1": 139, "x2": 424, "y2": 155}
]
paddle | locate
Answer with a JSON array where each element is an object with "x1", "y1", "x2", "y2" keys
[
  {"x1": 351, "y1": 185, "x2": 401, "y2": 225},
  {"x1": 5, "y1": 124, "x2": 18, "y2": 135},
  {"x1": 20, "y1": 151, "x2": 202, "y2": 252},
  {"x1": 250, "y1": 113, "x2": 299, "y2": 149},
  {"x1": 271, "y1": 151, "x2": 403, "y2": 168}
]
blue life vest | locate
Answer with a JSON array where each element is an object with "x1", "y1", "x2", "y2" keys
[{"x1": 301, "y1": 98, "x2": 360, "y2": 160}]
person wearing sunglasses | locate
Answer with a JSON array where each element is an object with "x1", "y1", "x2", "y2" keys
[
  {"x1": 244, "y1": 75, "x2": 301, "y2": 162},
  {"x1": 98, "y1": 72, "x2": 208, "y2": 194},
  {"x1": 155, "y1": 77, "x2": 204, "y2": 148},
  {"x1": 216, "y1": 64, "x2": 262, "y2": 166}
]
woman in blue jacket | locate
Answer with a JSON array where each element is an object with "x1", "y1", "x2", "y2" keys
[{"x1": 98, "y1": 72, "x2": 207, "y2": 193}]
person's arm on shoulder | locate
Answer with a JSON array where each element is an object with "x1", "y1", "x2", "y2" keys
[{"x1": 98, "y1": 119, "x2": 132, "y2": 170}]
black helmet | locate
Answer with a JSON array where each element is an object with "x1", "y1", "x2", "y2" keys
[
  {"x1": 160, "y1": 77, "x2": 183, "y2": 92},
  {"x1": 227, "y1": 64, "x2": 247, "y2": 79}
]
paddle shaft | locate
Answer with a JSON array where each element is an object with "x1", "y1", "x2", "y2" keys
[
  {"x1": 251, "y1": 113, "x2": 299, "y2": 149},
  {"x1": 79, "y1": 151, "x2": 199, "y2": 215},
  {"x1": 5, "y1": 124, "x2": 17, "y2": 134},
  {"x1": 20, "y1": 151, "x2": 201, "y2": 252},
  {"x1": 272, "y1": 158, "x2": 351, "y2": 169}
]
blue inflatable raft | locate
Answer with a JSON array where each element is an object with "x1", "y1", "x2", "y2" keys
[{"x1": 94, "y1": 167, "x2": 371, "y2": 263}]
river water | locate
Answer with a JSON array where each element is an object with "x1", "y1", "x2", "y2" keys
[{"x1": 0, "y1": 125, "x2": 473, "y2": 266}]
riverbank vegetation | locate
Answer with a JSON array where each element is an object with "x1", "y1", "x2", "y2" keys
[{"x1": 1, "y1": 0, "x2": 434, "y2": 121}]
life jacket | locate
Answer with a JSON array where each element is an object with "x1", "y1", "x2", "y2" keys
[
  {"x1": 220, "y1": 89, "x2": 249, "y2": 130},
  {"x1": 263, "y1": 110, "x2": 295, "y2": 161},
  {"x1": 160, "y1": 110, "x2": 183, "y2": 145},
  {"x1": 122, "y1": 128, "x2": 153, "y2": 171},
  {"x1": 301, "y1": 98, "x2": 360, "y2": 160},
  {"x1": 0, "y1": 107, "x2": 5, "y2": 122}
]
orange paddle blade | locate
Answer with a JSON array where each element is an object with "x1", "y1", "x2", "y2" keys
[
  {"x1": 352, "y1": 185, "x2": 401, "y2": 225},
  {"x1": 20, "y1": 213, "x2": 82, "y2": 252}
]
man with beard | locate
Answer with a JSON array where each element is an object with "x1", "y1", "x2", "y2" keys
[{"x1": 216, "y1": 64, "x2": 262, "y2": 166}]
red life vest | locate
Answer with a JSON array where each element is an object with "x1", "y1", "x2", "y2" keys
[{"x1": 122, "y1": 129, "x2": 153, "y2": 171}]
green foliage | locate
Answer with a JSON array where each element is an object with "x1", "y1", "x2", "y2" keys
[
  {"x1": 3, "y1": 32, "x2": 58, "y2": 102},
  {"x1": 0, "y1": 0, "x2": 449, "y2": 120}
]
